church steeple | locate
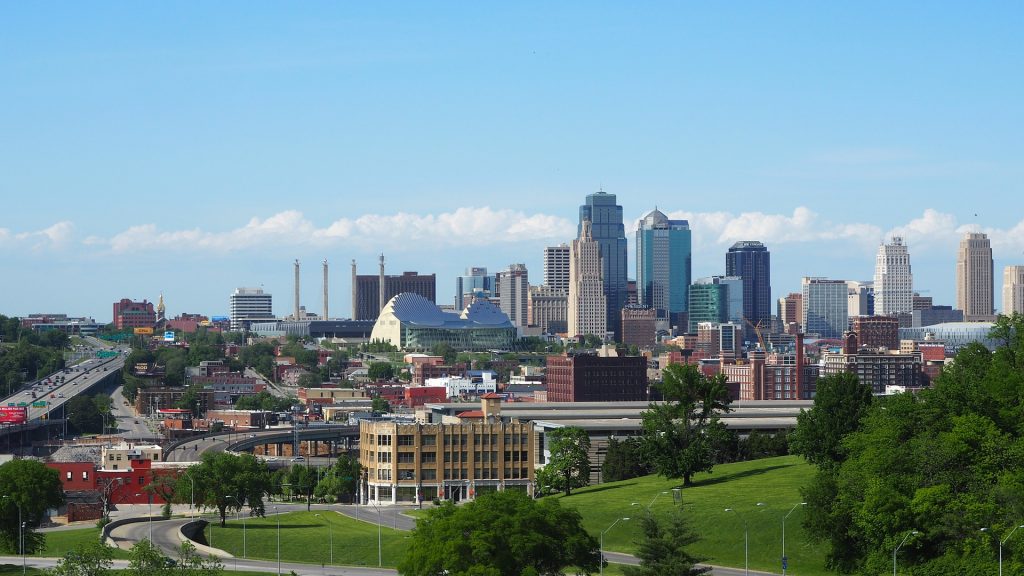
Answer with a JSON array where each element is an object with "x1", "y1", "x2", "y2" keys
[{"x1": 156, "y1": 292, "x2": 166, "y2": 321}]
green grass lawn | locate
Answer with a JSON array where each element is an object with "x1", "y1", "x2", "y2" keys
[
  {"x1": 203, "y1": 510, "x2": 409, "y2": 568},
  {"x1": 35, "y1": 527, "x2": 130, "y2": 560},
  {"x1": 547, "y1": 454, "x2": 827, "y2": 576}
]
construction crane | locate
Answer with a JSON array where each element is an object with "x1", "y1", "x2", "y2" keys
[{"x1": 742, "y1": 315, "x2": 768, "y2": 352}]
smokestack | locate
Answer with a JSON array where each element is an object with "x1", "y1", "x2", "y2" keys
[
  {"x1": 351, "y1": 259, "x2": 357, "y2": 320},
  {"x1": 322, "y1": 259, "x2": 329, "y2": 320},
  {"x1": 294, "y1": 259, "x2": 301, "y2": 320},
  {"x1": 379, "y1": 253, "x2": 386, "y2": 312},
  {"x1": 795, "y1": 332, "x2": 804, "y2": 399}
]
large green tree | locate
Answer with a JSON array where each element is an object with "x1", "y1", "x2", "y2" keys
[
  {"x1": 622, "y1": 508, "x2": 711, "y2": 576},
  {"x1": 802, "y1": 314, "x2": 1024, "y2": 574},
  {"x1": 0, "y1": 459, "x2": 65, "y2": 553},
  {"x1": 314, "y1": 455, "x2": 361, "y2": 503},
  {"x1": 601, "y1": 437, "x2": 651, "y2": 483},
  {"x1": 367, "y1": 361, "x2": 395, "y2": 381},
  {"x1": 639, "y1": 363, "x2": 732, "y2": 486},
  {"x1": 545, "y1": 426, "x2": 591, "y2": 496},
  {"x1": 49, "y1": 541, "x2": 114, "y2": 576},
  {"x1": 398, "y1": 490, "x2": 599, "y2": 576},
  {"x1": 789, "y1": 372, "x2": 872, "y2": 469},
  {"x1": 176, "y1": 453, "x2": 270, "y2": 526}
]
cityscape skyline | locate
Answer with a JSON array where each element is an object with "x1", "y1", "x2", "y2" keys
[{"x1": 2, "y1": 4, "x2": 1023, "y2": 320}]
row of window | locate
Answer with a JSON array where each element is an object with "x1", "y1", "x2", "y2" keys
[{"x1": 368, "y1": 433, "x2": 530, "y2": 446}]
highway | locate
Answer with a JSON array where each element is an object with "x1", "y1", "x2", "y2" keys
[
  {"x1": 1, "y1": 352, "x2": 125, "y2": 424},
  {"x1": 109, "y1": 384, "x2": 159, "y2": 440}
]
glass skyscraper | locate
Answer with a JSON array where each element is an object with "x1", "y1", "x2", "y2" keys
[
  {"x1": 636, "y1": 208, "x2": 691, "y2": 329},
  {"x1": 579, "y1": 191, "x2": 628, "y2": 340},
  {"x1": 725, "y1": 241, "x2": 772, "y2": 344}
]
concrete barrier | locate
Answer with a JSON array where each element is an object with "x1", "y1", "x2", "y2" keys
[
  {"x1": 99, "y1": 516, "x2": 151, "y2": 548},
  {"x1": 179, "y1": 519, "x2": 234, "y2": 558}
]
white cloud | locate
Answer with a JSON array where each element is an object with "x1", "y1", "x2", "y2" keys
[
  {"x1": 0, "y1": 221, "x2": 74, "y2": 250},
  {"x1": 101, "y1": 207, "x2": 575, "y2": 253}
]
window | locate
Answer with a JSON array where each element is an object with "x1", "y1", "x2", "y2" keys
[
  {"x1": 377, "y1": 452, "x2": 392, "y2": 463},
  {"x1": 66, "y1": 471, "x2": 72, "y2": 480},
  {"x1": 377, "y1": 469, "x2": 391, "y2": 481},
  {"x1": 397, "y1": 453, "x2": 415, "y2": 464},
  {"x1": 422, "y1": 452, "x2": 436, "y2": 463},
  {"x1": 377, "y1": 435, "x2": 392, "y2": 446},
  {"x1": 397, "y1": 435, "x2": 415, "y2": 446},
  {"x1": 82, "y1": 471, "x2": 89, "y2": 480},
  {"x1": 422, "y1": 435, "x2": 436, "y2": 446},
  {"x1": 139, "y1": 477, "x2": 145, "y2": 485},
  {"x1": 421, "y1": 469, "x2": 437, "y2": 480}
]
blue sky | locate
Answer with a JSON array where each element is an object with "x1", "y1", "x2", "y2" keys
[{"x1": 2, "y1": 2, "x2": 1022, "y2": 321}]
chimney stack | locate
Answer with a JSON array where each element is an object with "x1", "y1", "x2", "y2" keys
[
  {"x1": 294, "y1": 259, "x2": 301, "y2": 320},
  {"x1": 322, "y1": 259, "x2": 329, "y2": 320},
  {"x1": 351, "y1": 260, "x2": 357, "y2": 320},
  {"x1": 378, "y1": 254, "x2": 386, "y2": 312}
]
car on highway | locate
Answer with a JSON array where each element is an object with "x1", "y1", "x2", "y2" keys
[{"x1": 291, "y1": 456, "x2": 304, "y2": 461}]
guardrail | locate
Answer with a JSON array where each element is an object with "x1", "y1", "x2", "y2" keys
[{"x1": 179, "y1": 519, "x2": 233, "y2": 558}]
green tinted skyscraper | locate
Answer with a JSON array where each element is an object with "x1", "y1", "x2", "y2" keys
[{"x1": 636, "y1": 208, "x2": 691, "y2": 329}]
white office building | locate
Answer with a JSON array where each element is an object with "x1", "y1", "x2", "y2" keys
[
  {"x1": 497, "y1": 264, "x2": 529, "y2": 329},
  {"x1": 802, "y1": 277, "x2": 849, "y2": 339},
  {"x1": 229, "y1": 288, "x2": 274, "y2": 331},
  {"x1": 568, "y1": 220, "x2": 607, "y2": 339},
  {"x1": 544, "y1": 244, "x2": 571, "y2": 295},
  {"x1": 874, "y1": 237, "x2": 913, "y2": 316},
  {"x1": 1003, "y1": 265, "x2": 1024, "y2": 315}
]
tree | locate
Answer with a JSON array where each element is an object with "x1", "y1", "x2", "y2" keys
[
  {"x1": 296, "y1": 372, "x2": 322, "y2": 388},
  {"x1": 367, "y1": 361, "x2": 395, "y2": 381},
  {"x1": 581, "y1": 334, "x2": 604, "y2": 348},
  {"x1": 789, "y1": 372, "x2": 872, "y2": 469},
  {"x1": 177, "y1": 453, "x2": 270, "y2": 526},
  {"x1": 430, "y1": 342, "x2": 457, "y2": 365},
  {"x1": 622, "y1": 508, "x2": 711, "y2": 576},
  {"x1": 546, "y1": 426, "x2": 591, "y2": 496},
  {"x1": 0, "y1": 459, "x2": 65, "y2": 553},
  {"x1": 602, "y1": 437, "x2": 652, "y2": 482},
  {"x1": 66, "y1": 394, "x2": 104, "y2": 435},
  {"x1": 49, "y1": 541, "x2": 114, "y2": 576},
  {"x1": 128, "y1": 538, "x2": 173, "y2": 575},
  {"x1": 639, "y1": 363, "x2": 732, "y2": 486},
  {"x1": 398, "y1": 490, "x2": 599, "y2": 576},
  {"x1": 371, "y1": 397, "x2": 391, "y2": 414},
  {"x1": 314, "y1": 455, "x2": 360, "y2": 503},
  {"x1": 285, "y1": 464, "x2": 317, "y2": 511}
]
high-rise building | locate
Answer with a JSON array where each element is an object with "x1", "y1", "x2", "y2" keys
[
  {"x1": 956, "y1": 232, "x2": 995, "y2": 321},
  {"x1": 351, "y1": 258, "x2": 436, "y2": 321},
  {"x1": 777, "y1": 293, "x2": 803, "y2": 331},
  {"x1": 802, "y1": 278, "x2": 849, "y2": 339},
  {"x1": 635, "y1": 208, "x2": 692, "y2": 326},
  {"x1": 543, "y1": 244, "x2": 570, "y2": 295},
  {"x1": 455, "y1": 267, "x2": 496, "y2": 310},
  {"x1": 229, "y1": 288, "x2": 273, "y2": 331},
  {"x1": 726, "y1": 241, "x2": 772, "y2": 343},
  {"x1": 621, "y1": 306, "x2": 657, "y2": 348},
  {"x1": 528, "y1": 286, "x2": 568, "y2": 334},
  {"x1": 847, "y1": 281, "x2": 874, "y2": 317},
  {"x1": 112, "y1": 299, "x2": 156, "y2": 331},
  {"x1": 568, "y1": 220, "x2": 607, "y2": 339},
  {"x1": 546, "y1": 353, "x2": 647, "y2": 402},
  {"x1": 851, "y1": 315, "x2": 900, "y2": 350},
  {"x1": 1003, "y1": 266, "x2": 1024, "y2": 315},
  {"x1": 497, "y1": 264, "x2": 529, "y2": 328},
  {"x1": 579, "y1": 191, "x2": 628, "y2": 340},
  {"x1": 874, "y1": 237, "x2": 914, "y2": 316},
  {"x1": 687, "y1": 276, "x2": 743, "y2": 332}
]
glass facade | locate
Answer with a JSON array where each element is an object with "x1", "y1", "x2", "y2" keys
[
  {"x1": 636, "y1": 209, "x2": 692, "y2": 323},
  {"x1": 579, "y1": 191, "x2": 628, "y2": 339}
]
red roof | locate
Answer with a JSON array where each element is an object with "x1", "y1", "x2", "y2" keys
[
  {"x1": 456, "y1": 410, "x2": 484, "y2": 419},
  {"x1": 480, "y1": 393, "x2": 502, "y2": 399}
]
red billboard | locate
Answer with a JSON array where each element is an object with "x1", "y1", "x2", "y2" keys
[{"x1": 0, "y1": 406, "x2": 28, "y2": 424}]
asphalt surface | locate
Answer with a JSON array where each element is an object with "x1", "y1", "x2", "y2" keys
[{"x1": 109, "y1": 385, "x2": 159, "y2": 440}]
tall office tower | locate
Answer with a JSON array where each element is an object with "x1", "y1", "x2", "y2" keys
[
  {"x1": 528, "y1": 285, "x2": 568, "y2": 334},
  {"x1": 725, "y1": 241, "x2": 772, "y2": 343},
  {"x1": 847, "y1": 280, "x2": 874, "y2": 317},
  {"x1": 1003, "y1": 266, "x2": 1024, "y2": 315},
  {"x1": 636, "y1": 208, "x2": 692, "y2": 327},
  {"x1": 455, "y1": 267, "x2": 496, "y2": 310},
  {"x1": 873, "y1": 237, "x2": 913, "y2": 316},
  {"x1": 229, "y1": 288, "x2": 273, "y2": 331},
  {"x1": 543, "y1": 244, "x2": 571, "y2": 295},
  {"x1": 568, "y1": 220, "x2": 608, "y2": 339},
  {"x1": 351, "y1": 259, "x2": 436, "y2": 321},
  {"x1": 497, "y1": 264, "x2": 529, "y2": 328},
  {"x1": 802, "y1": 278, "x2": 849, "y2": 339},
  {"x1": 956, "y1": 232, "x2": 995, "y2": 321},
  {"x1": 777, "y1": 292, "x2": 803, "y2": 330},
  {"x1": 579, "y1": 191, "x2": 627, "y2": 340},
  {"x1": 687, "y1": 276, "x2": 743, "y2": 332}
]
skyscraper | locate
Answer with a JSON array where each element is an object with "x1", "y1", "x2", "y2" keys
[
  {"x1": 802, "y1": 277, "x2": 849, "y2": 339},
  {"x1": 229, "y1": 288, "x2": 273, "y2": 331},
  {"x1": 579, "y1": 191, "x2": 627, "y2": 340},
  {"x1": 455, "y1": 267, "x2": 496, "y2": 310},
  {"x1": 497, "y1": 264, "x2": 529, "y2": 328},
  {"x1": 956, "y1": 232, "x2": 995, "y2": 321},
  {"x1": 777, "y1": 293, "x2": 803, "y2": 330},
  {"x1": 687, "y1": 276, "x2": 743, "y2": 332},
  {"x1": 1002, "y1": 266, "x2": 1024, "y2": 315},
  {"x1": 568, "y1": 220, "x2": 607, "y2": 339},
  {"x1": 636, "y1": 208, "x2": 692, "y2": 327},
  {"x1": 873, "y1": 237, "x2": 913, "y2": 316},
  {"x1": 543, "y1": 244, "x2": 570, "y2": 295},
  {"x1": 725, "y1": 241, "x2": 771, "y2": 343}
]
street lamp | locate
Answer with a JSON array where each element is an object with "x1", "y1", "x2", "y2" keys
[
  {"x1": 999, "y1": 524, "x2": 1024, "y2": 576},
  {"x1": 892, "y1": 530, "x2": 918, "y2": 576},
  {"x1": 646, "y1": 491, "x2": 669, "y2": 512},
  {"x1": 600, "y1": 517, "x2": 631, "y2": 576},
  {"x1": 314, "y1": 513, "x2": 334, "y2": 565},
  {"x1": 183, "y1": 470, "x2": 195, "y2": 519},
  {"x1": 227, "y1": 495, "x2": 246, "y2": 558},
  {"x1": 368, "y1": 501, "x2": 383, "y2": 567},
  {"x1": 2, "y1": 496, "x2": 24, "y2": 576},
  {"x1": 725, "y1": 503, "x2": 765, "y2": 576},
  {"x1": 782, "y1": 502, "x2": 807, "y2": 576},
  {"x1": 274, "y1": 505, "x2": 281, "y2": 576}
]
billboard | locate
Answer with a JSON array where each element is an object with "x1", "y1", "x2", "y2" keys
[
  {"x1": 0, "y1": 406, "x2": 28, "y2": 425},
  {"x1": 163, "y1": 331, "x2": 175, "y2": 342},
  {"x1": 134, "y1": 327, "x2": 154, "y2": 335}
]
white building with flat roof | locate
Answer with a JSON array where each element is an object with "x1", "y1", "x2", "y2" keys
[{"x1": 229, "y1": 287, "x2": 274, "y2": 331}]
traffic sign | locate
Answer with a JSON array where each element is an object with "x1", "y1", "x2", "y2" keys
[
  {"x1": 782, "y1": 556, "x2": 788, "y2": 570},
  {"x1": 31, "y1": 401, "x2": 46, "y2": 407}
]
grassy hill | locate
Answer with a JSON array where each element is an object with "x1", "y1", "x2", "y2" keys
[{"x1": 550, "y1": 454, "x2": 830, "y2": 576}]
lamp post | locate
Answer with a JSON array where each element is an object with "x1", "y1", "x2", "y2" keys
[
  {"x1": 781, "y1": 502, "x2": 807, "y2": 575},
  {"x1": 135, "y1": 493, "x2": 153, "y2": 543},
  {"x1": 600, "y1": 517, "x2": 631, "y2": 576},
  {"x1": 725, "y1": 503, "x2": 765, "y2": 576},
  {"x1": 999, "y1": 524, "x2": 1024, "y2": 576},
  {"x1": 227, "y1": 495, "x2": 246, "y2": 558},
  {"x1": 183, "y1": 470, "x2": 195, "y2": 519},
  {"x1": 2, "y1": 496, "x2": 24, "y2": 576},
  {"x1": 646, "y1": 491, "x2": 669, "y2": 512},
  {"x1": 274, "y1": 505, "x2": 281, "y2": 576},
  {"x1": 368, "y1": 501, "x2": 382, "y2": 567},
  {"x1": 314, "y1": 513, "x2": 334, "y2": 565},
  {"x1": 892, "y1": 530, "x2": 918, "y2": 576}
]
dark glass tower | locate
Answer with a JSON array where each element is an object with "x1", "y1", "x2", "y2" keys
[
  {"x1": 725, "y1": 241, "x2": 771, "y2": 344},
  {"x1": 579, "y1": 191, "x2": 628, "y2": 340}
]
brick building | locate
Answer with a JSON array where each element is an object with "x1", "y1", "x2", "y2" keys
[
  {"x1": 851, "y1": 315, "x2": 900, "y2": 350},
  {"x1": 621, "y1": 306, "x2": 657, "y2": 348},
  {"x1": 545, "y1": 353, "x2": 647, "y2": 402},
  {"x1": 112, "y1": 299, "x2": 156, "y2": 330}
]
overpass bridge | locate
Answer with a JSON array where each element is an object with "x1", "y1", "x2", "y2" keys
[{"x1": 163, "y1": 424, "x2": 361, "y2": 464}]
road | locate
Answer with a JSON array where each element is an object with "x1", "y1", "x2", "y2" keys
[
  {"x1": 109, "y1": 385, "x2": 158, "y2": 440},
  {"x1": 1, "y1": 354, "x2": 125, "y2": 424}
]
